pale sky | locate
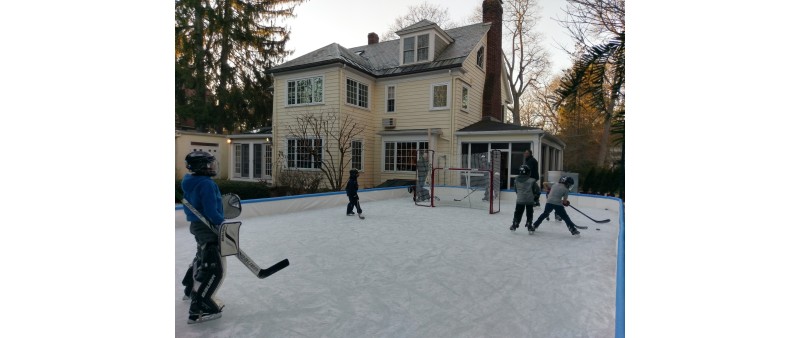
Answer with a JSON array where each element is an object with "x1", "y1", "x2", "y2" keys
[{"x1": 283, "y1": 0, "x2": 575, "y2": 76}]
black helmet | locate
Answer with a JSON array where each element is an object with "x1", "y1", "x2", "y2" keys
[
  {"x1": 185, "y1": 151, "x2": 218, "y2": 176},
  {"x1": 559, "y1": 176, "x2": 574, "y2": 187},
  {"x1": 518, "y1": 165, "x2": 530, "y2": 176},
  {"x1": 349, "y1": 168, "x2": 360, "y2": 176}
]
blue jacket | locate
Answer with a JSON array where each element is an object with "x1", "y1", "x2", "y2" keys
[
  {"x1": 345, "y1": 172, "x2": 359, "y2": 197},
  {"x1": 181, "y1": 173, "x2": 225, "y2": 226}
]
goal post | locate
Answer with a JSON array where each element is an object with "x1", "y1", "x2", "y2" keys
[{"x1": 428, "y1": 150, "x2": 501, "y2": 214}]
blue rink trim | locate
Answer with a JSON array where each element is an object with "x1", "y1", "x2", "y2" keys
[{"x1": 175, "y1": 187, "x2": 627, "y2": 337}]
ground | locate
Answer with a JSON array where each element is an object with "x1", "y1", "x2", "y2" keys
[{"x1": 175, "y1": 197, "x2": 620, "y2": 337}]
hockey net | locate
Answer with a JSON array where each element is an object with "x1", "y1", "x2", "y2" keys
[{"x1": 422, "y1": 150, "x2": 501, "y2": 214}]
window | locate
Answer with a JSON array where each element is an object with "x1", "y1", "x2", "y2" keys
[
  {"x1": 233, "y1": 142, "x2": 272, "y2": 180},
  {"x1": 287, "y1": 138, "x2": 322, "y2": 169},
  {"x1": 386, "y1": 85, "x2": 396, "y2": 112},
  {"x1": 431, "y1": 83, "x2": 450, "y2": 110},
  {"x1": 287, "y1": 76, "x2": 323, "y2": 106},
  {"x1": 402, "y1": 34, "x2": 430, "y2": 64},
  {"x1": 346, "y1": 78, "x2": 368, "y2": 108},
  {"x1": 476, "y1": 46, "x2": 484, "y2": 69},
  {"x1": 351, "y1": 140, "x2": 363, "y2": 170},
  {"x1": 383, "y1": 141, "x2": 428, "y2": 172},
  {"x1": 417, "y1": 34, "x2": 429, "y2": 61},
  {"x1": 461, "y1": 86, "x2": 469, "y2": 111}
]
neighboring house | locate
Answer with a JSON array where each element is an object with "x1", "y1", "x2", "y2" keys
[
  {"x1": 226, "y1": 126, "x2": 274, "y2": 183},
  {"x1": 267, "y1": 0, "x2": 564, "y2": 190},
  {"x1": 175, "y1": 130, "x2": 229, "y2": 179}
]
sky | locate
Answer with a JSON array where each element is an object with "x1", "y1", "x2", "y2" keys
[{"x1": 283, "y1": 0, "x2": 575, "y2": 76}]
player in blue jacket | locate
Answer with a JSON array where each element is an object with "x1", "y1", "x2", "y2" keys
[{"x1": 181, "y1": 151, "x2": 227, "y2": 324}]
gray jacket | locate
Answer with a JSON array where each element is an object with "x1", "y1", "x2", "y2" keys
[
  {"x1": 514, "y1": 175, "x2": 535, "y2": 205},
  {"x1": 546, "y1": 183, "x2": 570, "y2": 205}
]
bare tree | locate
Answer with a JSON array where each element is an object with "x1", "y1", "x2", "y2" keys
[
  {"x1": 381, "y1": 1, "x2": 456, "y2": 41},
  {"x1": 282, "y1": 111, "x2": 365, "y2": 190},
  {"x1": 503, "y1": 0, "x2": 551, "y2": 125}
]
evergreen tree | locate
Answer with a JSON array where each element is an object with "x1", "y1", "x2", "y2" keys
[{"x1": 175, "y1": 0, "x2": 306, "y2": 133}]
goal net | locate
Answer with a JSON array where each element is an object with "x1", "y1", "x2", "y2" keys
[{"x1": 423, "y1": 150, "x2": 500, "y2": 214}]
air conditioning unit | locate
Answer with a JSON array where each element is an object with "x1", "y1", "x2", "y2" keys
[{"x1": 382, "y1": 118, "x2": 396, "y2": 128}]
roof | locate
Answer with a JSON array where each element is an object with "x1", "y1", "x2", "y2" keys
[
  {"x1": 270, "y1": 22, "x2": 491, "y2": 78},
  {"x1": 457, "y1": 118, "x2": 543, "y2": 133}
]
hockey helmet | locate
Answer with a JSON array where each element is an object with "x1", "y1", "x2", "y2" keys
[
  {"x1": 349, "y1": 168, "x2": 360, "y2": 176},
  {"x1": 518, "y1": 165, "x2": 530, "y2": 176},
  {"x1": 559, "y1": 176, "x2": 574, "y2": 187},
  {"x1": 185, "y1": 151, "x2": 218, "y2": 176}
]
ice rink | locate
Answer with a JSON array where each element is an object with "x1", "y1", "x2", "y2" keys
[{"x1": 175, "y1": 189, "x2": 624, "y2": 337}]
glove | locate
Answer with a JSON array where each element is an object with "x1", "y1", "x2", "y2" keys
[{"x1": 562, "y1": 200, "x2": 570, "y2": 206}]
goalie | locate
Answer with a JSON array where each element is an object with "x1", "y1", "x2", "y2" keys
[{"x1": 180, "y1": 151, "x2": 227, "y2": 324}]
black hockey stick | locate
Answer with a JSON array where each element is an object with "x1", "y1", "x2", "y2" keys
[
  {"x1": 454, "y1": 187, "x2": 481, "y2": 201},
  {"x1": 569, "y1": 205, "x2": 611, "y2": 223},
  {"x1": 182, "y1": 198, "x2": 290, "y2": 279}
]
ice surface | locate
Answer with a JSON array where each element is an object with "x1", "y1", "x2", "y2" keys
[{"x1": 176, "y1": 197, "x2": 620, "y2": 337}]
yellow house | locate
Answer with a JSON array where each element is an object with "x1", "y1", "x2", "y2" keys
[
  {"x1": 174, "y1": 130, "x2": 230, "y2": 179},
  {"x1": 268, "y1": 0, "x2": 563, "y2": 190}
]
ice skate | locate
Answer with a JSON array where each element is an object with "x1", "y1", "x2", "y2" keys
[
  {"x1": 568, "y1": 225, "x2": 581, "y2": 236},
  {"x1": 509, "y1": 220, "x2": 519, "y2": 231},
  {"x1": 347, "y1": 212, "x2": 355, "y2": 216},
  {"x1": 358, "y1": 213, "x2": 365, "y2": 220},
  {"x1": 525, "y1": 221, "x2": 534, "y2": 234},
  {"x1": 188, "y1": 297, "x2": 224, "y2": 324}
]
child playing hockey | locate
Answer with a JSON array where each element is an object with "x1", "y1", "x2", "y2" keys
[
  {"x1": 510, "y1": 165, "x2": 537, "y2": 233},
  {"x1": 346, "y1": 168, "x2": 365, "y2": 219},
  {"x1": 530, "y1": 176, "x2": 587, "y2": 236},
  {"x1": 181, "y1": 151, "x2": 227, "y2": 324}
]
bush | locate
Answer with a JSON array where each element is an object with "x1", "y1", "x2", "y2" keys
[{"x1": 176, "y1": 178, "x2": 282, "y2": 203}]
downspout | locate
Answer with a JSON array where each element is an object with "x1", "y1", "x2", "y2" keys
[{"x1": 450, "y1": 69, "x2": 455, "y2": 169}]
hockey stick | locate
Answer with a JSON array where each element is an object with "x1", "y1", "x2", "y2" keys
[
  {"x1": 569, "y1": 205, "x2": 611, "y2": 223},
  {"x1": 181, "y1": 198, "x2": 290, "y2": 279},
  {"x1": 454, "y1": 187, "x2": 481, "y2": 201}
]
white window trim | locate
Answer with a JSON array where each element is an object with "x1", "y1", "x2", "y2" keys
[
  {"x1": 385, "y1": 85, "x2": 396, "y2": 113},
  {"x1": 231, "y1": 141, "x2": 271, "y2": 180},
  {"x1": 430, "y1": 82, "x2": 450, "y2": 110},
  {"x1": 284, "y1": 75, "x2": 325, "y2": 107},
  {"x1": 476, "y1": 46, "x2": 485, "y2": 70},
  {"x1": 286, "y1": 138, "x2": 324, "y2": 170},
  {"x1": 345, "y1": 77, "x2": 369, "y2": 110},
  {"x1": 381, "y1": 136, "x2": 432, "y2": 173},
  {"x1": 351, "y1": 139, "x2": 364, "y2": 171},
  {"x1": 400, "y1": 33, "x2": 431, "y2": 65}
]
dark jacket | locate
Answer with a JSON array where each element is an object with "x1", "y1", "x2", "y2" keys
[
  {"x1": 345, "y1": 172, "x2": 359, "y2": 197},
  {"x1": 524, "y1": 156, "x2": 540, "y2": 181}
]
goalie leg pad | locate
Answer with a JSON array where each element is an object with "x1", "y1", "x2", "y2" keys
[{"x1": 192, "y1": 242, "x2": 226, "y2": 301}]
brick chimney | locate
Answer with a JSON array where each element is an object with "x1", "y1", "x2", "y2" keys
[
  {"x1": 481, "y1": 0, "x2": 503, "y2": 122},
  {"x1": 368, "y1": 32, "x2": 379, "y2": 45}
]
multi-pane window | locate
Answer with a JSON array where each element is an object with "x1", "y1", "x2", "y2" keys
[
  {"x1": 233, "y1": 142, "x2": 272, "y2": 180},
  {"x1": 234, "y1": 144, "x2": 250, "y2": 177},
  {"x1": 431, "y1": 83, "x2": 449, "y2": 109},
  {"x1": 287, "y1": 138, "x2": 323, "y2": 169},
  {"x1": 461, "y1": 86, "x2": 469, "y2": 111},
  {"x1": 351, "y1": 140, "x2": 363, "y2": 170},
  {"x1": 476, "y1": 47, "x2": 484, "y2": 69},
  {"x1": 417, "y1": 34, "x2": 429, "y2": 61},
  {"x1": 287, "y1": 76, "x2": 323, "y2": 105},
  {"x1": 346, "y1": 78, "x2": 368, "y2": 108},
  {"x1": 386, "y1": 85, "x2": 396, "y2": 112},
  {"x1": 383, "y1": 141, "x2": 429, "y2": 172},
  {"x1": 403, "y1": 37, "x2": 415, "y2": 64},
  {"x1": 402, "y1": 34, "x2": 430, "y2": 64}
]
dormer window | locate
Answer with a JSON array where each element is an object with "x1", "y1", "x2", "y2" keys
[{"x1": 403, "y1": 34, "x2": 430, "y2": 64}]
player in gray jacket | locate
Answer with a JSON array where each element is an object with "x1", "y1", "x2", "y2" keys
[
  {"x1": 530, "y1": 176, "x2": 587, "y2": 236},
  {"x1": 510, "y1": 165, "x2": 537, "y2": 233}
]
